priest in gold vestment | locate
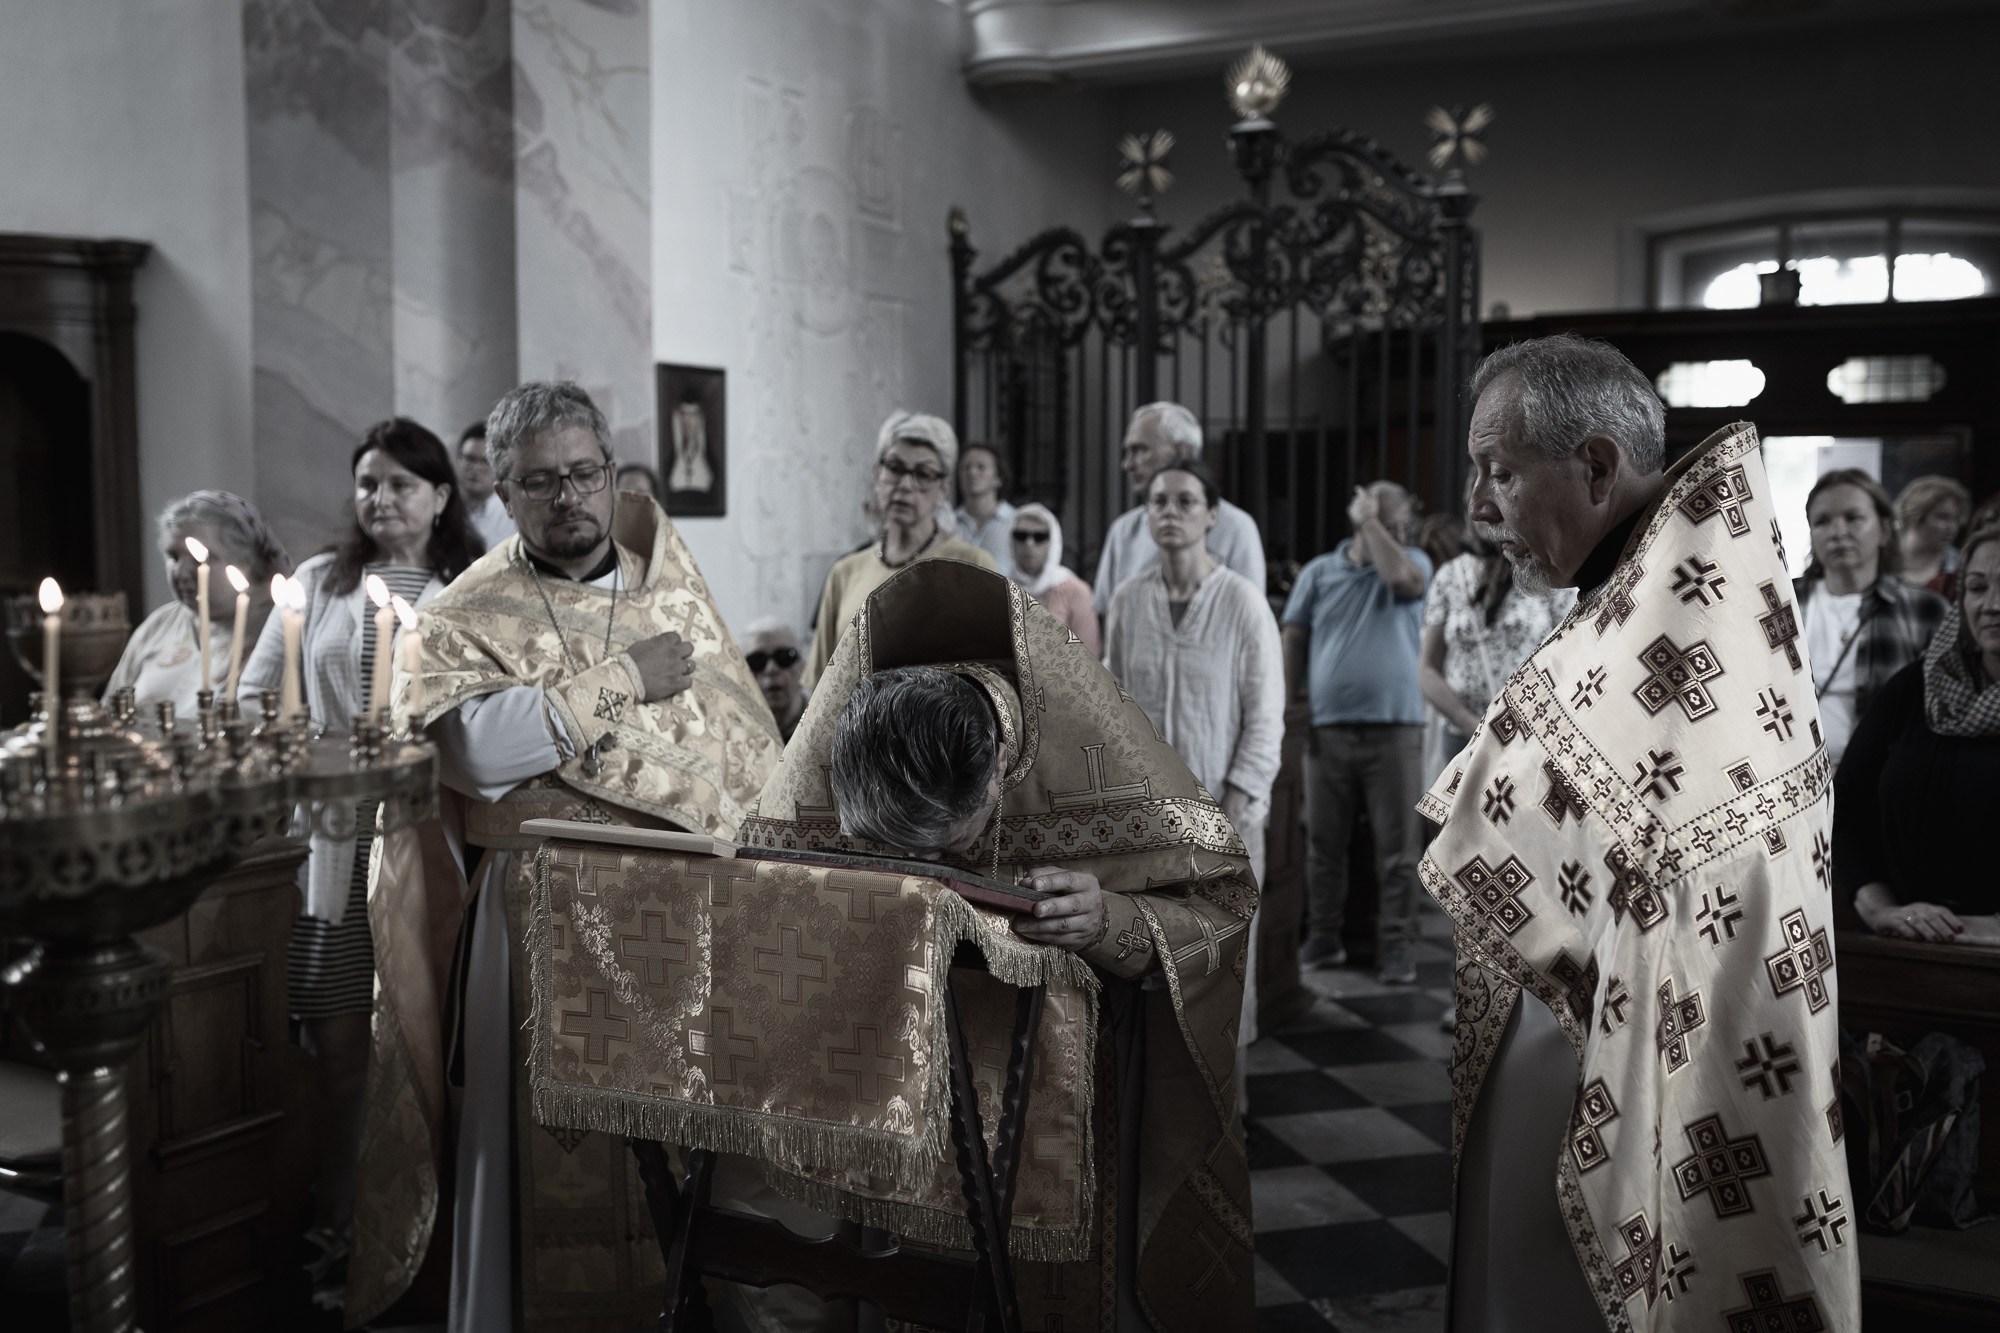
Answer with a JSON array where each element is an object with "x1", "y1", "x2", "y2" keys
[
  {"x1": 349, "y1": 382, "x2": 780, "y2": 1331},
  {"x1": 1427, "y1": 337, "x2": 1857, "y2": 1332},
  {"x1": 740, "y1": 559, "x2": 1258, "y2": 1333}
]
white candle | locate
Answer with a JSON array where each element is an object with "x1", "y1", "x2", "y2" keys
[
  {"x1": 185, "y1": 536, "x2": 211, "y2": 696},
  {"x1": 38, "y1": 578, "x2": 61, "y2": 756},
  {"x1": 366, "y1": 573, "x2": 394, "y2": 721},
  {"x1": 393, "y1": 595, "x2": 424, "y2": 724},
  {"x1": 277, "y1": 575, "x2": 303, "y2": 723},
  {"x1": 224, "y1": 565, "x2": 250, "y2": 700}
]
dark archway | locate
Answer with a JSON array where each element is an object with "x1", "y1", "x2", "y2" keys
[{"x1": 0, "y1": 331, "x2": 97, "y2": 723}]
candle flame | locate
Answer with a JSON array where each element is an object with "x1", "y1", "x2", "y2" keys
[
  {"x1": 185, "y1": 535, "x2": 209, "y2": 563},
  {"x1": 285, "y1": 576, "x2": 308, "y2": 612},
  {"x1": 392, "y1": 595, "x2": 419, "y2": 630},
  {"x1": 38, "y1": 577, "x2": 63, "y2": 613},
  {"x1": 226, "y1": 564, "x2": 249, "y2": 594},
  {"x1": 271, "y1": 573, "x2": 288, "y2": 605},
  {"x1": 366, "y1": 573, "x2": 391, "y2": 608}
]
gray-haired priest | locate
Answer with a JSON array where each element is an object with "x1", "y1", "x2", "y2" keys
[
  {"x1": 349, "y1": 381, "x2": 781, "y2": 1331},
  {"x1": 742, "y1": 560, "x2": 1258, "y2": 1333},
  {"x1": 1425, "y1": 334, "x2": 1857, "y2": 1331}
]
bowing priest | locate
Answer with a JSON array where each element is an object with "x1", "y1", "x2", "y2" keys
[
  {"x1": 1427, "y1": 335, "x2": 1857, "y2": 1331},
  {"x1": 740, "y1": 559, "x2": 1257, "y2": 1333},
  {"x1": 350, "y1": 381, "x2": 782, "y2": 1331}
]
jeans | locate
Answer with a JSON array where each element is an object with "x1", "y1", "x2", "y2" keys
[{"x1": 1303, "y1": 723, "x2": 1425, "y2": 951}]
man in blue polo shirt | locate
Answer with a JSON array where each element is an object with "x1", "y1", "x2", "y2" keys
[{"x1": 1282, "y1": 481, "x2": 1432, "y2": 984}]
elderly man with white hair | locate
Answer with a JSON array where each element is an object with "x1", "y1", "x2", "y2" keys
[
  {"x1": 804, "y1": 409, "x2": 996, "y2": 685},
  {"x1": 1092, "y1": 401, "x2": 1267, "y2": 621},
  {"x1": 1424, "y1": 334, "x2": 1855, "y2": 1332}
]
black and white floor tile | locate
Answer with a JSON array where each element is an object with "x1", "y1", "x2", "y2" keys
[{"x1": 1250, "y1": 903, "x2": 1457, "y2": 1333}]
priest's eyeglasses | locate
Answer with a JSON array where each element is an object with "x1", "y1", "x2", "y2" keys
[{"x1": 509, "y1": 463, "x2": 613, "y2": 502}]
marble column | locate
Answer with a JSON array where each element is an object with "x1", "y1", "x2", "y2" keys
[
  {"x1": 243, "y1": 0, "x2": 396, "y2": 561},
  {"x1": 512, "y1": 0, "x2": 652, "y2": 462},
  {"x1": 390, "y1": 0, "x2": 519, "y2": 444}
]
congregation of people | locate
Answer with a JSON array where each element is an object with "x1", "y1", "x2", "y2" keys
[{"x1": 97, "y1": 337, "x2": 2000, "y2": 1327}]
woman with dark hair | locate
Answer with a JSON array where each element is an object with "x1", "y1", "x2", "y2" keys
[
  {"x1": 1795, "y1": 468, "x2": 1947, "y2": 768},
  {"x1": 236, "y1": 417, "x2": 475, "y2": 1308},
  {"x1": 1836, "y1": 522, "x2": 2000, "y2": 942}
]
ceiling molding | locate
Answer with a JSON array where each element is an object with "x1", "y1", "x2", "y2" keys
[{"x1": 962, "y1": 0, "x2": 1702, "y2": 85}]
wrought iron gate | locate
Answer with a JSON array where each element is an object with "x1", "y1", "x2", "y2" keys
[{"x1": 950, "y1": 65, "x2": 1485, "y2": 591}]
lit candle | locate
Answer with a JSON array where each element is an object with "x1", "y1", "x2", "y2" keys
[
  {"x1": 185, "y1": 536, "x2": 212, "y2": 695},
  {"x1": 224, "y1": 565, "x2": 250, "y2": 700},
  {"x1": 38, "y1": 578, "x2": 62, "y2": 756},
  {"x1": 277, "y1": 574, "x2": 303, "y2": 723},
  {"x1": 366, "y1": 573, "x2": 394, "y2": 721},
  {"x1": 393, "y1": 595, "x2": 424, "y2": 726}
]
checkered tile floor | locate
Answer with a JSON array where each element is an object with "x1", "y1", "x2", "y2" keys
[{"x1": 1250, "y1": 902, "x2": 1456, "y2": 1333}]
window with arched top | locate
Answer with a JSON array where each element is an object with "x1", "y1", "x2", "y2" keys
[{"x1": 1649, "y1": 212, "x2": 1999, "y2": 310}]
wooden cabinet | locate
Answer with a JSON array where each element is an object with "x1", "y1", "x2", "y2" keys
[{"x1": 124, "y1": 844, "x2": 316, "y2": 1331}]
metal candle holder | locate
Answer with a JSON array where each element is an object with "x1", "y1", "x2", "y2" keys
[{"x1": 0, "y1": 594, "x2": 436, "y2": 1333}]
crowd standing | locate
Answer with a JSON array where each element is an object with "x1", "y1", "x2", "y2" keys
[{"x1": 104, "y1": 348, "x2": 2000, "y2": 1322}]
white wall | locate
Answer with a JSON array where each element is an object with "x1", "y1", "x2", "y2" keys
[
  {"x1": 0, "y1": 0, "x2": 255, "y2": 610},
  {"x1": 652, "y1": 0, "x2": 1124, "y2": 638},
  {"x1": 1108, "y1": 10, "x2": 2000, "y2": 319}
]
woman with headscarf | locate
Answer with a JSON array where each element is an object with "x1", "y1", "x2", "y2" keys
[
  {"x1": 104, "y1": 490, "x2": 292, "y2": 716},
  {"x1": 802, "y1": 410, "x2": 996, "y2": 686},
  {"x1": 1835, "y1": 522, "x2": 2000, "y2": 944},
  {"x1": 1007, "y1": 501, "x2": 1099, "y2": 656}
]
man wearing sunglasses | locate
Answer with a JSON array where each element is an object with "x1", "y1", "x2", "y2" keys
[
  {"x1": 353, "y1": 381, "x2": 782, "y2": 1331},
  {"x1": 741, "y1": 617, "x2": 807, "y2": 740}
]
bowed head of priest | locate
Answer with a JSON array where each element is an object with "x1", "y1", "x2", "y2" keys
[
  {"x1": 1466, "y1": 333, "x2": 1667, "y2": 594},
  {"x1": 830, "y1": 664, "x2": 1106, "y2": 950}
]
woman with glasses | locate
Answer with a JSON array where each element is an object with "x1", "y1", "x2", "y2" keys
[
  {"x1": 1008, "y1": 501, "x2": 1098, "y2": 656},
  {"x1": 803, "y1": 410, "x2": 997, "y2": 686},
  {"x1": 238, "y1": 417, "x2": 478, "y2": 1309}
]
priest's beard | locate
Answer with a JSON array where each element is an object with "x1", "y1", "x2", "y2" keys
[{"x1": 1474, "y1": 520, "x2": 1555, "y2": 597}]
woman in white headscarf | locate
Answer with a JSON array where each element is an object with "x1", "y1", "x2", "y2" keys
[{"x1": 1008, "y1": 502, "x2": 1099, "y2": 656}]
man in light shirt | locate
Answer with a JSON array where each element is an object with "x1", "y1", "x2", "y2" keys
[
  {"x1": 953, "y1": 442, "x2": 1016, "y2": 575},
  {"x1": 1091, "y1": 402, "x2": 1266, "y2": 624},
  {"x1": 456, "y1": 422, "x2": 516, "y2": 551}
]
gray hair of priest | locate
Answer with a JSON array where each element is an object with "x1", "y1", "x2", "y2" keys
[
  {"x1": 1468, "y1": 334, "x2": 1666, "y2": 476},
  {"x1": 484, "y1": 381, "x2": 614, "y2": 483},
  {"x1": 1132, "y1": 400, "x2": 1204, "y2": 457},
  {"x1": 831, "y1": 666, "x2": 997, "y2": 852}
]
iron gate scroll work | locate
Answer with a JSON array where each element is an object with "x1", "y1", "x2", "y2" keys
[{"x1": 951, "y1": 49, "x2": 1486, "y2": 588}]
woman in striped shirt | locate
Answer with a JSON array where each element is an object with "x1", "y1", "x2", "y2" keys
[{"x1": 240, "y1": 417, "x2": 480, "y2": 1308}]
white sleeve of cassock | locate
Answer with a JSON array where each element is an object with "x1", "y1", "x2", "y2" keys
[{"x1": 432, "y1": 684, "x2": 574, "y2": 803}]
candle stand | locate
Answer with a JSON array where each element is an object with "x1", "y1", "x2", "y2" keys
[{"x1": 1, "y1": 591, "x2": 436, "y2": 1333}]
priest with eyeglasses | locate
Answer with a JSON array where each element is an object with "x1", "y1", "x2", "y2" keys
[{"x1": 348, "y1": 380, "x2": 781, "y2": 1332}]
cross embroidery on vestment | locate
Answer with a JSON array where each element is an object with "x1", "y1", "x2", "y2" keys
[
  {"x1": 594, "y1": 686, "x2": 628, "y2": 721},
  {"x1": 1600, "y1": 978, "x2": 1632, "y2": 1034},
  {"x1": 1696, "y1": 887, "x2": 1744, "y2": 946},
  {"x1": 1669, "y1": 555, "x2": 1728, "y2": 606},
  {"x1": 1550, "y1": 950, "x2": 1598, "y2": 1027},
  {"x1": 1190, "y1": 1226, "x2": 1238, "y2": 1295},
  {"x1": 1634, "y1": 634, "x2": 1725, "y2": 721},
  {"x1": 1756, "y1": 688, "x2": 1796, "y2": 742},
  {"x1": 1679, "y1": 463, "x2": 1753, "y2": 537},
  {"x1": 1481, "y1": 775, "x2": 1518, "y2": 824},
  {"x1": 1573, "y1": 665, "x2": 1608, "y2": 710},
  {"x1": 1795, "y1": 1189, "x2": 1849, "y2": 1253},
  {"x1": 1048, "y1": 744, "x2": 1151, "y2": 812},
  {"x1": 1612, "y1": 1211, "x2": 1695, "y2": 1308},
  {"x1": 1170, "y1": 915, "x2": 1247, "y2": 977},
  {"x1": 1633, "y1": 747, "x2": 1686, "y2": 800},
  {"x1": 1766, "y1": 908, "x2": 1834, "y2": 1013},
  {"x1": 1656, "y1": 978, "x2": 1706, "y2": 1074},
  {"x1": 1454, "y1": 855, "x2": 1535, "y2": 935},
  {"x1": 1571, "y1": 1078, "x2": 1619, "y2": 1172},
  {"x1": 1605, "y1": 846, "x2": 1668, "y2": 931},
  {"x1": 1721, "y1": 1269, "x2": 1827, "y2": 1333},
  {"x1": 1541, "y1": 763, "x2": 1588, "y2": 826},
  {"x1": 1757, "y1": 580, "x2": 1803, "y2": 673},
  {"x1": 1559, "y1": 860, "x2": 1594, "y2": 915},
  {"x1": 1673, "y1": 1113, "x2": 1771, "y2": 1218},
  {"x1": 1737, "y1": 1033, "x2": 1800, "y2": 1099}
]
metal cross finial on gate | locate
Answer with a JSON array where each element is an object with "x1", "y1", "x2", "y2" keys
[
  {"x1": 1116, "y1": 130, "x2": 1175, "y2": 214},
  {"x1": 1425, "y1": 102, "x2": 1495, "y2": 174},
  {"x1": 1225, "y1": 44, "x2": 1291, "y2": 122}
]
